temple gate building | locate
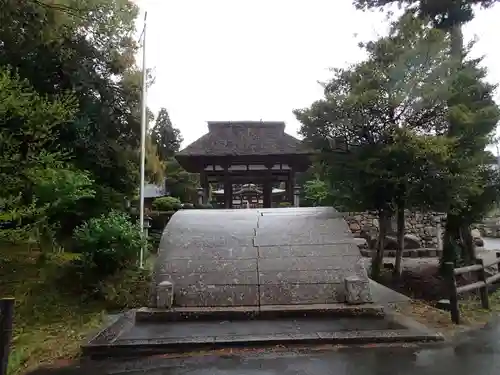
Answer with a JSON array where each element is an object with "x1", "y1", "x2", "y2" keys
[{"x1": 175, "y1": 121, "x2": 312, "y2": 208}]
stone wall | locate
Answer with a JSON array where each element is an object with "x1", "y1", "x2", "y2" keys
[
  {"x1": 342, "y1": 211, "x2": 445, "y2": 249},
  {"x1": 474, "y1": 221, "x2": 500, "y2": 238}
]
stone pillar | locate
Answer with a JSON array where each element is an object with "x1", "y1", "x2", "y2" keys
[
  {"x1": 157, "y1": 281, "x2": 174, "y2": 308},
  {"x1": 436, "y1": 221, "x2": 443, "y2": 251},
  {"x1": 293, "y1": 185, "x2": 300, "y2": 207},
  {"x1": 200, "y1": 173, "x2": 209, "y2": 205},
  {"x1": 344, "y1": 276, "x2": 372, "y2": 304},
  {"x1": 197, "y1": 187, "x2": 204, "y2": 206},
  {"x1": 263, "y1": 181, "x2": 272, "y2": 208}
]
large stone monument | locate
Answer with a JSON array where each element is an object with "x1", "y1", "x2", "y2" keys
[{"x1": 149, "y1": 207, "x2": 373, "y2": 308}]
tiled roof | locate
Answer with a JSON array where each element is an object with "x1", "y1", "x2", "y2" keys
[
  {"x1": 144, "y1": 183, "x2": 166, "y2": 198},
  {"x1": 176, "y1": 121, "x2": 310, "y2": 157}
]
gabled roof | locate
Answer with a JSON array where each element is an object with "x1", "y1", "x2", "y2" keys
[{"x1": 176, "y1": 121, "x2": 310, "y2": 157}]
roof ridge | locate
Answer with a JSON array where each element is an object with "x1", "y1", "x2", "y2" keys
[{"x1": 208, "y1": 121, "x2": 285, "y2": 132}]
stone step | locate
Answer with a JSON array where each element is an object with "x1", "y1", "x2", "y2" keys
[
  {"x1": 135, "y1": 303, "x2": 385, "y2": 322},
  {"x1": 360, "y1": 249, "x2": 441, "y2": 258}
]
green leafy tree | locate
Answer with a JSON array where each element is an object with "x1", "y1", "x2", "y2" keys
[
  {"x1": 0, "y1": 0, "x2": 145, "y2": 226},
  {"x1": 353, "y1": 0, "x2": 500, "y2": 267},
  {"x1": 0, "y1": 68, "x2": 94, "y2": 248},
  {"x1": 151, "y1": 108, "x2": 183, "y2": 160},
  {"x1": 303, "y1": 179, "x2": 334, "y2": 207},
  {"x1": 164, "y1": 158, "x2": 199, "y2": 203},
  {"x1": 295, "y1": 15, "x2": 461, "y2": 278}
]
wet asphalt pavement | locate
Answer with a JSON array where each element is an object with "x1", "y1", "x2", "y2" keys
[{"x1": 29, "y1": 316, "x2": 500, "y2": 375}]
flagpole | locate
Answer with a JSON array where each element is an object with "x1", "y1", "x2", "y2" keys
[{"x1": 139, "y1": 11, "x2": 148, "y2": 269}]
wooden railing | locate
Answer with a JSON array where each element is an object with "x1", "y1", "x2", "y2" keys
[
  {"x1": 444, "y1": 253, "x2": 500, "y2": 324},
  {"x1": 0, "y1": 298, "x2": 14, "y2": 375}
]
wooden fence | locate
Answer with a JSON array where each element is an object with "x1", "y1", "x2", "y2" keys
[
  {"x1": 0, "y1": 298, "x2": 14, "y2": 375},
  {"x1": 444, "y1": 252, "x2": 500, "y2": 324}
]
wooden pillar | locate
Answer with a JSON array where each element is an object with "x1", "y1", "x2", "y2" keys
[
  {"x1": 263, "y1": 163, "x2": 274, "y2": 208},
  {"x1": 263, "y1": 181, "x2": 272, "y2": 208},
  {"x1": 203, "y1": 183, "x2": 210, "y2": 205},
  {"x1": 287, "y1": 170, "x2": 295, "y2": 204},
  {"x1": 223, "y1": 166, "x2": 232, "y2": 209},
  {"x1": 200, "y1": 172, "x2": 209, "y2": 205}
]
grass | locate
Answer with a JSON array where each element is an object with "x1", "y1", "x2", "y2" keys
[
  {"x1": 392, "y1": 289, "x2": 500, "y2": 338},
  {"x1": 0, "y1": 245, "x2": 150, "y2": 375},
  {"x1": 395, "y1": 294, "x2": 500, "y2": 339}
]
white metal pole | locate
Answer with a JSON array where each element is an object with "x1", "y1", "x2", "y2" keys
[
  {"x1": 139, "y1": 11, "x2": 148, "y2": 269},
  {"x1": 496, "y1": 143, "x2": 500, "y2": 171}
]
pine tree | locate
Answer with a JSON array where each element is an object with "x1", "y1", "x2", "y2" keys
[{"x1": 151, "y1": 108, "x2": 183, "y2": 160}]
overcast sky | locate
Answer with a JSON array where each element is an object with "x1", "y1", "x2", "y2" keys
[{"x1": 133, "y1": 0, "x2": 500, "y2": 149}]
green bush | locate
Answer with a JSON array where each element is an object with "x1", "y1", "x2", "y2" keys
[
  {"x1": 98, "y1": 268, "x2": 151, "y2": 310},
  {"x1": 279, "y1": 202, "x2": 292, "y2": 207},
  {"x1": 72, "y1": 210, "x2": 144, "y2": 278},
  {"x1": 152, "y1": 196, "x2": 182, "y2": 211}
]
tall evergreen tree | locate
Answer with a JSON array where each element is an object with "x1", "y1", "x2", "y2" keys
[
  {"x1": 151, "y1": 108, "x2": 183, "y2": 160},
  {"x1": 353, "y1": 0, "x2": 500, "y2": 265},
  {"x1": 295, "y1": 16, "x2": 462, "y2": 278}
]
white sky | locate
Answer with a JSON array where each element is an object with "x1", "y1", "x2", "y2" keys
[{"x1": 133, "y1": 0, "x2": 500, "y2": 149}]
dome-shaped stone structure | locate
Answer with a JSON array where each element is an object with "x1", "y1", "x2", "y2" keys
[{"x1": 149, "y1": 207, "x2": 372, "y2": 308}]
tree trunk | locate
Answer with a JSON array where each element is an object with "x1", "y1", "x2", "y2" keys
[
  {"x1": 393, "y1": 203, "x2": 405, "y2": 279},
  {"x1": 371, "y1": 209, "x2": 388, "y2": 280},
  {"x1": 450, "y1": 24, "x2": 463, "y2": 63},
  {"x1": 443, "y1": 23, "x2": 467, "y2": 270},
  {"x1": 441, "y1": 213, "x2": 461, "y2": 271},
  {"x1": 460, "y1": 221, "x2": 475, "y2": 264}
]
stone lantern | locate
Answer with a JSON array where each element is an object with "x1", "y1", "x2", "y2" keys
[
  {"x1": 293, "y1": 185, "x2": 301, "y2": 207},
  {"x1": 143, "y1": 215, "x2": 152, "y2": 239},
  {"x1": 197, "y1": 187, "x2": 204, "y2": 206}
]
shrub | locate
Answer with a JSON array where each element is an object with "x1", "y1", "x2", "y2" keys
[
  {"x1": 152, "y1": 196, "x2": 182, "y2": 211},
  {"x1": 98, "y1": 268, "x2": 151, "y2": 310},
  {"x1": 279, "y1": 202, "x2": 292, "y2": 207},
  {"x1": 72, "y1": 210, "x2": 144, "y2": 278}
]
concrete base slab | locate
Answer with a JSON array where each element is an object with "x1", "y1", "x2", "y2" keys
[
  {"x1": 82, "y1": 309, "x2": 443, "y2": 358},
  {"x1": 369, "y1": 280, "x2": 411, "y2": 306},
  {"x1": 135, "y1": 303, "x2": 384, "y2": 322}
]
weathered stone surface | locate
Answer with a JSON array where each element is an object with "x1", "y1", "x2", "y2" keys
[
  {"x1": 259, "y1": 268, "x2": 366, "y2": 285},
  {"x1": 260, "y1": 284, "x2": 342, "y2": 305},
  {"x1": 156, "y1": 259, "x2": 257, "y2": 274},
  {"x1": 471, "y1": 228, "x2": 481, "y2": 239},
  {"x1": 157, "y1": 281, "x2": 174, "y2": 308},
  {"x1": 160, "y1": 271, "x2": 259, "y2": 288},
  {"x1": 159, "y1": 244, "x2": 258, "y2": 260},
  {"x1": 258, "y1": 244, "x2": 359, "y2": 258},
  {"x1": 349, "y1": 223, "x2": 361, "y2": 231},
  {"x1": 343, "y1": 211, "x2": 445, "y2": 249},
  {"x1": 151, "y1": 208, "x2": 373, "y2": 307},
  {"x1": 404, "y1": 234, "x2": 421, "y2": 249},
  {"x1": 175, "y1": 285, "x2": 259, "y2": 307},
  {"x1": 258, "y1": 255, "x2": 364, "y2": 272},
  {"x1": 344, "y1": 276, "x2": 372, "y2": 305}
]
